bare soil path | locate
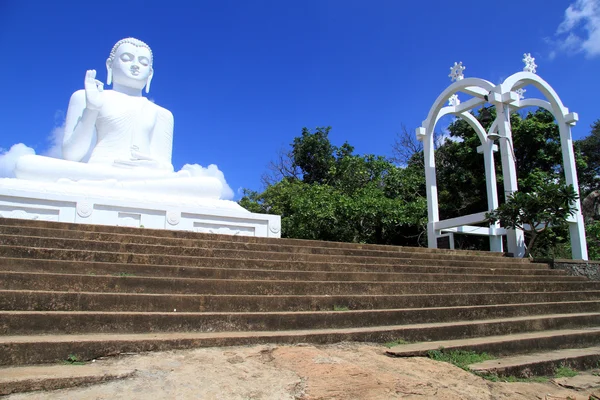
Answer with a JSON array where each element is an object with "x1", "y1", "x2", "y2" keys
[{"x1": 6, "y1": 343, "x2": 598, "y2": 400}]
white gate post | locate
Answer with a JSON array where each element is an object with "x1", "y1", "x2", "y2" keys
[
  {"x1": 480, "y1": 140, "x2": 503, "y2": 252},
  {"x1": 495, "y1": 102, "x2": 525, "y2": 257},
  {"x1": 418, "y1": 127, "x2": 440, "y2": 249},
  {"x1": 558, "y1": 119, "x2": 588, "y2": 260}
]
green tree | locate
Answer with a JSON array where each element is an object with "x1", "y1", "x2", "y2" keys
[
  {"x1": 576, "y1": 120, "x2": 600, "y2": 195},
  {"x1": 291, "y1": 127, "x2": 337, "y2": 185},
  {"x1": 586, "y1": 220, "x2": 600, "y2": 260},
  {"x1": 240, "y1": 127, "x2": 427, "y2": 245},
  {"x1": 486, "y1": 182, "x2": 578, "y2": 258}
]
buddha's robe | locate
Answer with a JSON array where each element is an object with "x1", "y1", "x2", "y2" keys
[{"x1": 13, "y1": 90, "x2": 222, "y2": 198}]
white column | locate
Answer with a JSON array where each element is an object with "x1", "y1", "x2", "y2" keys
[
  {"x1": 480, "y1": 141, "x2": 503, "y2": 252},
  {"x1": 558, "y1": 122, "x2": 588, "y2": 260},
  {"x1": 496, "y1": 104, "x2": 526, "y2": 257},
  {"x1": 419, "y1": 127, "x2": 440, "y2": 249}
]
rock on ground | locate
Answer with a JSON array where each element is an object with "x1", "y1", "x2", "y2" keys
[{"x1": 6, "y1": 343, "x2": 597, "y2": 400}]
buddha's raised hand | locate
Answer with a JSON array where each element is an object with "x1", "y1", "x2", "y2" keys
[{"x1": 84, "y1": 70, "x2": 104, "y2": 111}]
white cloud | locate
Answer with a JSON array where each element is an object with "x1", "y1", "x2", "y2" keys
[
  {"x1": 437, "y1": 126, "x2": 463, "y2": 146},
  {"x1": 181, "y1": 163, "x2": 235, "y2": 200},
  {"x1": 43, "y1": 122, "x2": 65, "y2": 159},
  {"x1": 0, "y1": 115, "x2": 65, "y2": 178},
  {"x1": 435, "y1": 117, "x2": 463, "y2": 147},
  {"x1": 553, "y1": 0, "x2": 600, "y2": 57},
  {"x1": 0, "y1": 143, "x2": 36, "y2": 178}
]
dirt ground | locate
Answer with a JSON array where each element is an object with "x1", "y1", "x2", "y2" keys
[{"x1": 6, "y1": 343, "x2": 598, "y2": 400}]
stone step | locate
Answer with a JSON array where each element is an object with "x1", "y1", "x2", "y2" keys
[
  {"x1": 0, "y1": 290, "x2": 600, "y2": 312},
  {"x1": 0, "y1": 225, "x2": 531, "y2": 264},
  {"x1": 0, "y1": 235, "x2": 539, "y2": 267},
  {"x1": 3, "y1": 303, "x2": 600, "y2": 335},
  {"x1": 0, "y1": 218, "x2": 511, "y2": 258},
  {"x1": 469, "y1": 346, "x2": 600, "y2": 377},
  {"x1": 0, "y1": 364, "x2": 136, "y2": 396},
  {"x1": 4, "y1": 290, "x2": 600, "y2": 313},
  {"x1": 0, "y1": 258, "x2": 578, "y2": 283},
  {"x1": 0, "y1": 245, "x2": 548, "y2": 270},
  {"x1": 1, "y1": 271, "x2": 595, "y2": 296},
  {"x1": 386, "y1": 328, "x2": 600, "y2": 357},
  {"x1": 0, "y1": 257, "x2": 568, "y2": 279},
  {"x1": 2, "y1": 313, "x2": 599, "y2": 366}
]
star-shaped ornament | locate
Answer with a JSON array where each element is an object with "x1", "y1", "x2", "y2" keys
[
  {"x1": 449, "y1": 62, "x2": 466, "y2": 82},
  {"x1": 448, "y1": 94, "x2": 461, "y2": 107},
  {"x1": 523, "y1": 53, "x2": 537, "y2": 73}
]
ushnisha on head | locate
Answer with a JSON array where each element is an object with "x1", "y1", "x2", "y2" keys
[{"x1": 106, "y1": 38, "x2": 154, "y2": 93}]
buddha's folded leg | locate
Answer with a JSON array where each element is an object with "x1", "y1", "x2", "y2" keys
[
  {"x1": 113, "y1": 177, "x2": 223, "y2": 199},
  {"x1": 14, "y1": 155, "x2": 173, "y2": 182},
  {"x1": 13, "y1": 155, "x2": 223, "y2": 199}
]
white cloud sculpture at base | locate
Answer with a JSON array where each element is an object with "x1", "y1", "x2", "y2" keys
[
  {"x1": 181, "y1": 163, "x2": 235, "y2": 200},
  {"x1": 0, "y1": 144, "x2": 36, "y2": 178}
]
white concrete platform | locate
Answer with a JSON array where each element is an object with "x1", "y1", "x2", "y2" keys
[{"x1": 0, "y1": 179, "x2": 281, "y2": 238}]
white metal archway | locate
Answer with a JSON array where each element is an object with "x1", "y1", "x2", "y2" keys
[{"x1": 417, "y1": 55, "x2": 588, "y2": 260}]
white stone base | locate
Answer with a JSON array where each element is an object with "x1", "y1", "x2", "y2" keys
[{"x1": 0, "y1": 179, "x2": 281, "y2": 238}]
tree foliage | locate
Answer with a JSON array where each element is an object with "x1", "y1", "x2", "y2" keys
[
  {"x1": 576, "y1": 120, "x2": 600, "y2": 195},
  {"x1": 243, "y1": 107, "x2": 599, "y2": 257},
  {"x1": 240, "y1": 127, "x2": 427, "y2": 245},
  {"x1": 586, "y1": 220, "x2": 600, "y2": 260},
  {"x1": 486, "y1": 182, "x2": 578, "y2": 257}
]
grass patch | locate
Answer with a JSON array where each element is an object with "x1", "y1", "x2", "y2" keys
[
  {"x1": 555, "y1": 366, "x2": 578, "y2": 378},
  {"x1": 332, "y1": 305, "x2": 349, "y2": 311},
  {"x1": 426, "y1": 349, "x2": 579, "y2": 383},
  {"x1": 427, "y1": 349, "x2": 495, "y2": 371},
  {"x1": 478, "y1": 373, "x2": 549, "y2": 383},
  {"x1": 114, "y1": 272, "x2": 136, "y2": 277},
  {"x1": 63, "y1": 354, "x2": 86, "y2": 365},
  {"x1": 481, "y1": 366, "x2": 577, "y2": 382},
  {"x1": 384, "y1": 339, "x2": 411, "y2": 348}
]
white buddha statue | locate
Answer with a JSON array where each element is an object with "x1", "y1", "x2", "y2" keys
[{"x1": 14, "y1": 38, "x2": 222, "y2": 199}]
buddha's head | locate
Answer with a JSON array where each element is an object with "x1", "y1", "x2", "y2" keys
[{"x1": 106, "y1": 38, "x2": 154, "y2": 93}]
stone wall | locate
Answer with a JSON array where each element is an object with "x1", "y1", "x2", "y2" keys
[{"x1": 537, "y1": 259, "x2": 600, "y2": 281}]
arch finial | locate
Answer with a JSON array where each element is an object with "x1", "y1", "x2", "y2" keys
[
  {"x1": 449, "y1": 62, "x2": 466, "y2": 82},
  {"x1": 523, "y1": 53, "x2": 537, "y2": 73}
]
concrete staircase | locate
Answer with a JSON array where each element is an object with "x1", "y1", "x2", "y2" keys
[{"x1": 1, "y1": 218, "x2": 599, "y2": 377}]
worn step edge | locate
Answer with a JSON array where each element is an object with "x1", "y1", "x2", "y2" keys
[
  {"x1": 0, "y1": 260, "x2": 577, "y2": 282},
  {"x1": 0, "y1": 227, "x2": 530, "y2": 263},
  {"x1": 0, "y1": 257, "x2": 562, "y2": 276},
  {"x1": 386, "y1": 328, "x2": 600, "y2": 357},
  {"x1": 0, "y1": 236, "x2": 537, "y2": 267},
  {"x1": 469, "y1": 346, "x2": 600, "y2": 377},
  {"x1": 2, "y1": 271, "x2": 595, "y2": 296},
  {"x1": 5, "y1": 290, "x2": 599, "y2": 312},
  {"x1": 0, "y1": 365, "x2": 136, "y2": 396},
  {"x1": 0, "y1": 218, "x2": 512, "y2": 258},
  {"x1": 2, "y1": 313, "x2": 599, "y2": 366},
  {"x1": 0, "y1": 245, "x2": 549, "y2": 270},
  {"x1": 3, "y1": 303, "x2": 600, "y2": 335}
]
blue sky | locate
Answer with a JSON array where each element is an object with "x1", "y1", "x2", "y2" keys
[{"x1": 1, "y1": 0, "x2": 599, "y2": 199}]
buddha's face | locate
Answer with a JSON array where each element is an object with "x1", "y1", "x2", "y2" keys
[{"x1": 109, "y1": 43, "x2": 153, "y2": 90}]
